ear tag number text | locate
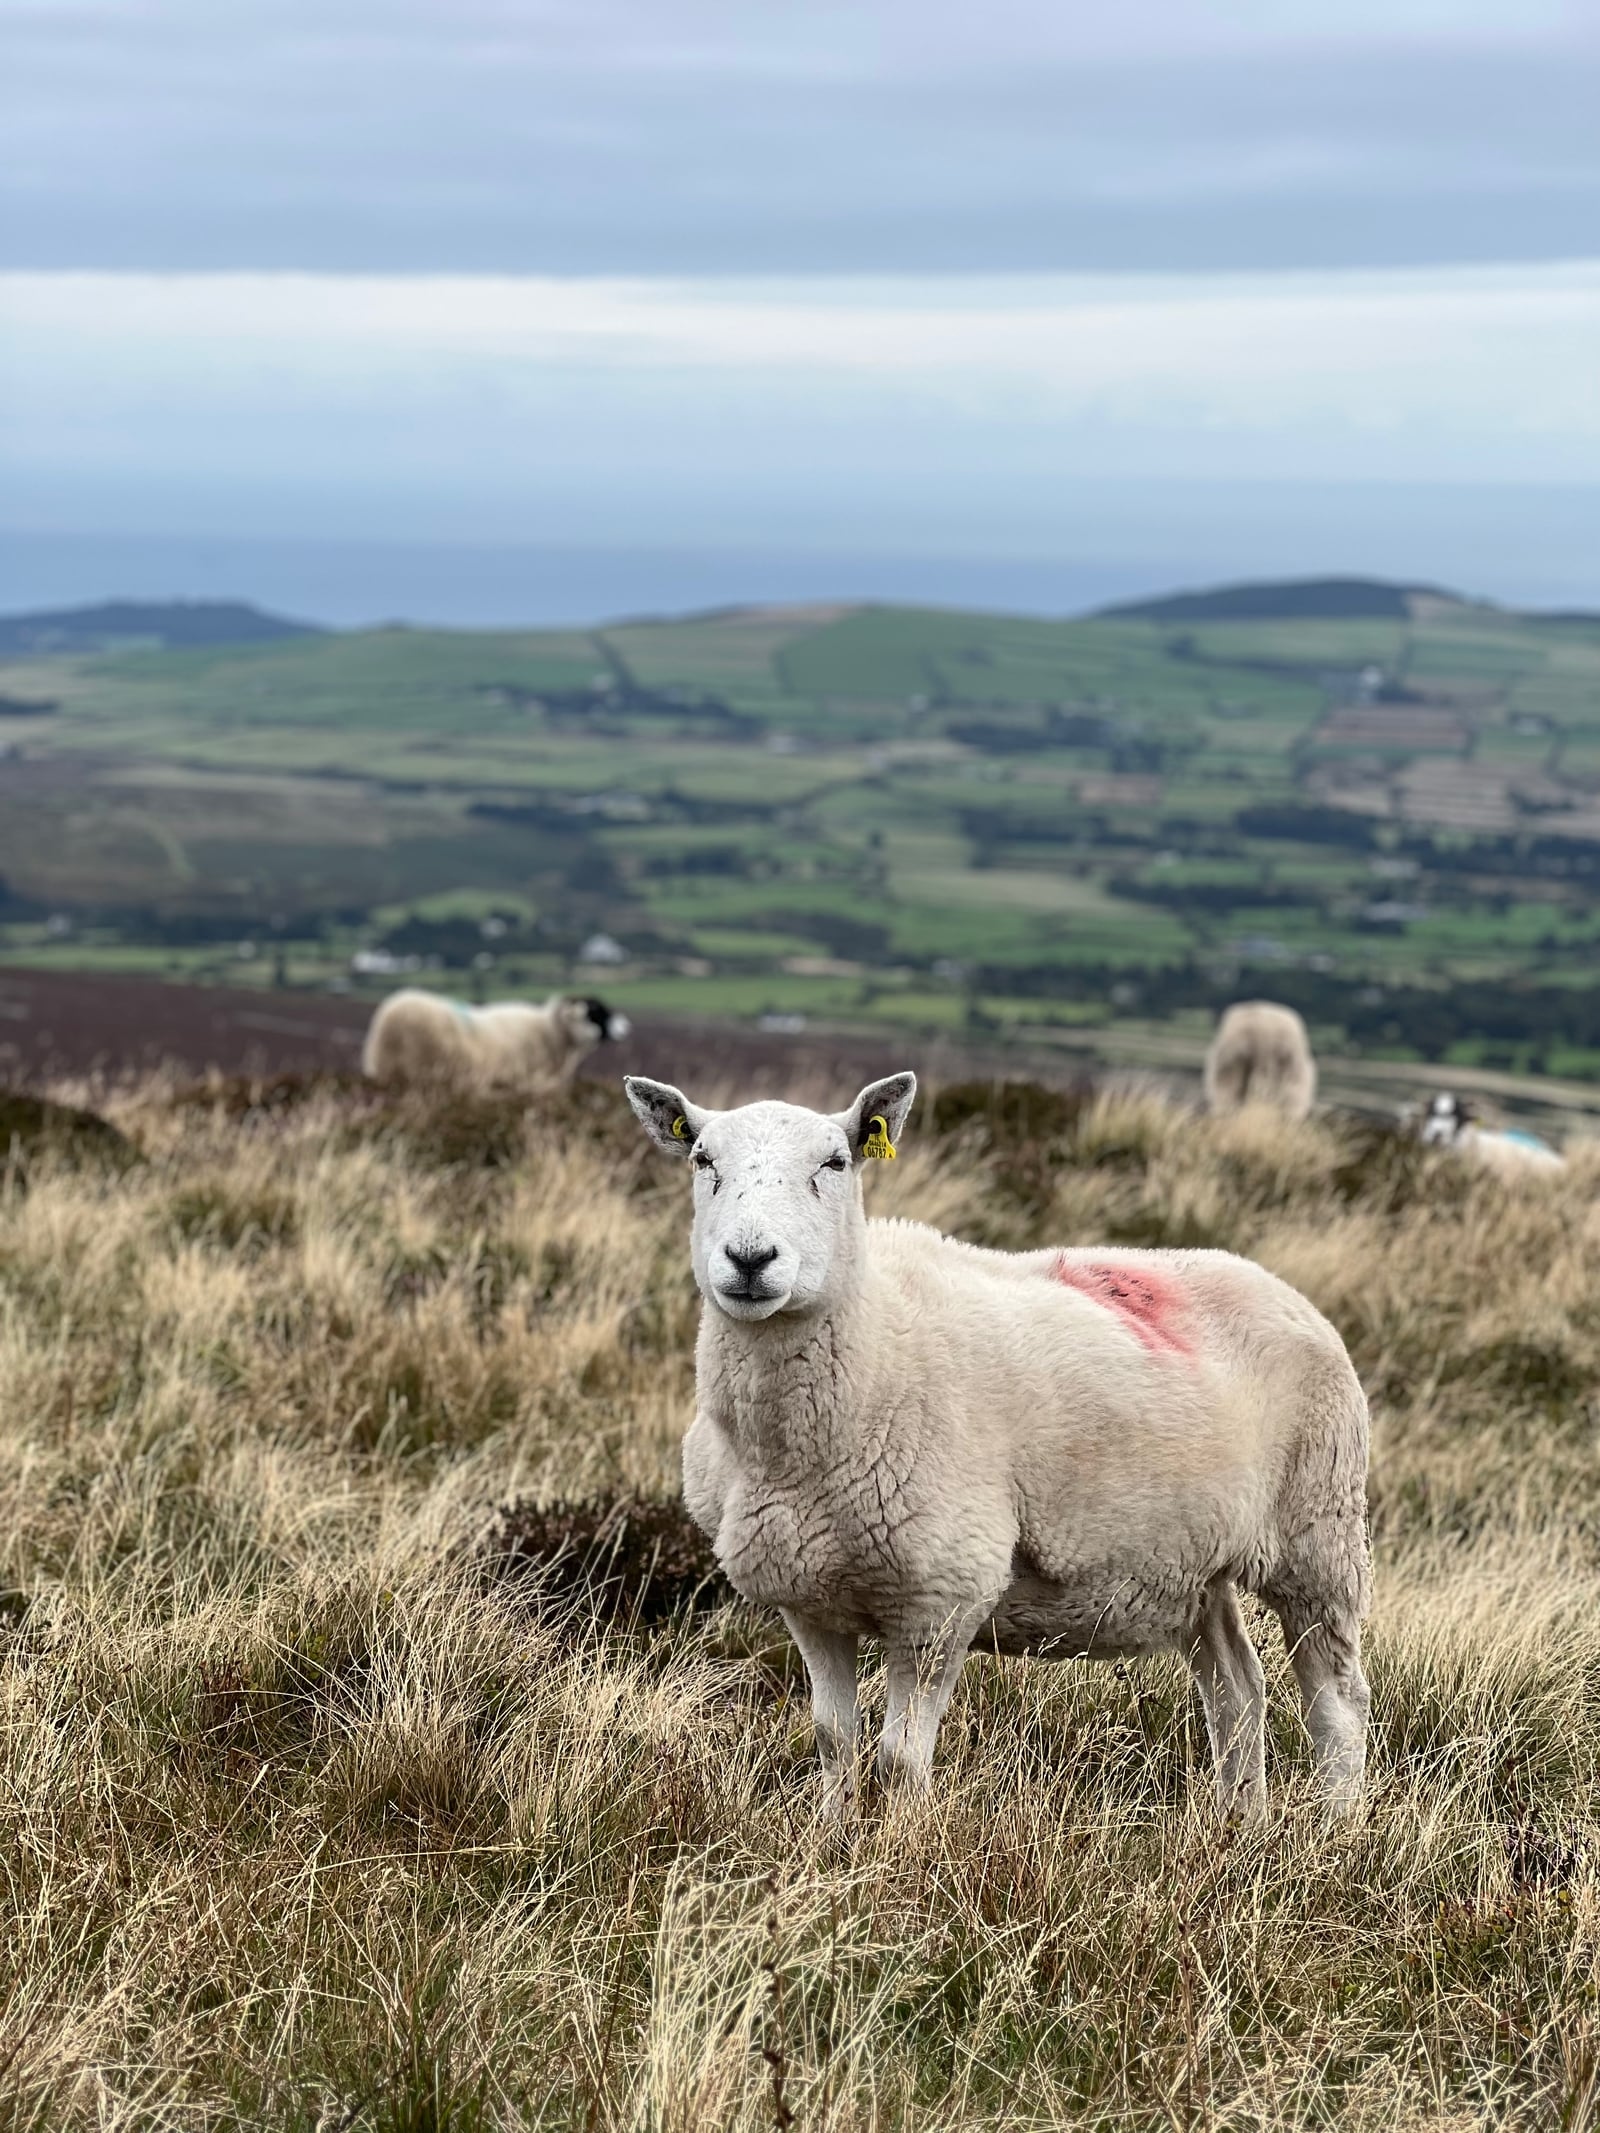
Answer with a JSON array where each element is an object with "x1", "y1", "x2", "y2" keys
[{"x1": 863, "y1": 1114, "x2": 897, "y2": 1160}]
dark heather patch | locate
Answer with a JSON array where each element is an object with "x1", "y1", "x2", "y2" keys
[
  {"x1": 0, "y1": 1090, "x2": 138, "y2": 1180},
  {"x1": 1504, "y1": 1813, "x2": 1588, "y2": 1895},
  {"x1": 928, "y1": 1079, "x2": 1091, "y2": 1149},
  {"x1": 477, "y1": 1495, "x2": 731, "y2": 1630}
]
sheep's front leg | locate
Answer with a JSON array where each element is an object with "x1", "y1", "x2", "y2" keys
[
  {"x1": 879, "y1": 1608, "x2": 985, "y2": 1793},
  {"x1": 781, "y1": 1610, "x2": 860, "y2": 1817}
]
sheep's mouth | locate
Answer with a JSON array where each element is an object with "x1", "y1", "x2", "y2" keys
[
  {"x1": 712, "y1": 1281, "x2": 789, "y2": 1320},
  {"x1": 602, "y1": 1013, "x2": 631, "y2": 1042}
]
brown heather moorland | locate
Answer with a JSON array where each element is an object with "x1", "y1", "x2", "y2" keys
[{"x1": 2, "y1": 1071, "x2": 1600, "y2": 2129}]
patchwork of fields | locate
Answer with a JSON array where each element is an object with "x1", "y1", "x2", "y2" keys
[{"x1": 2, "y1": 586, "x2": 1599, "y2": 1075}]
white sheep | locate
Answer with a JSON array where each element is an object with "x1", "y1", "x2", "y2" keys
[
  {"x1": 362, "y1": 989, "x2": 629, "y2": 1093},
  {"x1": 1414, "y1": 1091, "x2": 1564, "y2": 1178},
  {"x1": 1204, "y1": 1001, "x2": 1317, "y2": 1121},
  {"x1": 625, "y1": 1069, "x2": 1372, "y2": 1818}
]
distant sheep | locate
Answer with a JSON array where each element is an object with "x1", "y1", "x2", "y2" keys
[
  {"x1": 626, "y1": 1068, "x2": 1372, "y2": 1820},
  {"x1": 1204, "y1": 1001, "x2": 1317, "y2": 1121},
  {"x1": 362, "y1": 990, "x2": 629, "y2": 1094},
  {"x1": 1414, "y1": 1091, "x2": 1564, "y2": 1178}
]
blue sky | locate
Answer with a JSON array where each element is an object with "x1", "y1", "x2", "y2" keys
[{"x1": 2, "y1": 1, "x2": 1596, "y2": 621}]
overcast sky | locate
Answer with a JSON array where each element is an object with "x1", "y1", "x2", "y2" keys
[
  {"x1": 7, "y1": 0, "x2": 1598, "y2": 274},
  {"x1": 2, "y1": 1, "x2": 1596, "y2": 620}
]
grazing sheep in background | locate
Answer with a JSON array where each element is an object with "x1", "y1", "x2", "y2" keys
[
  {"x1": 362, "y1": 990, "x2": 629, "y2": 1093},
  {"x1": 1414, "y1": 1091, "x2": 1564, "y2": 1178},
  {"x1": 625, "y1": 1068, "x2": 1372, "y2": 1820},
  {"x1": 1204, "y1": 1000, "x2": 1317, "y2": 1121}
]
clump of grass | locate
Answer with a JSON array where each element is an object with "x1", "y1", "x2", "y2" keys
[{"x1": 1, "y1": 1072, "x2": 1599, "y2": 2127}]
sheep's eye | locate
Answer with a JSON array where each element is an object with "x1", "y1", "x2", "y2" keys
[
  {"x1": 823, "y1": 1153, "x2": 848, "y2": 1172},
  {"x1": 692, "y1": 1149, "x2": 713, "y2": 1170}
]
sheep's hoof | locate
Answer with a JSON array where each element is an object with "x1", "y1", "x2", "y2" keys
[
  {"x1": 818, "y1": 1775, "x2": 859, "y2": 1825},
  {"x1": 876, "y1": 1750, "x2": 934, "y2": 1796},
  {"x1": 1218, "y1": 1781, "x2": 1269, "y2": 1825},
  {"x1": 1320, "y1": 1784, "x2": 1368, "y2": 1827}
]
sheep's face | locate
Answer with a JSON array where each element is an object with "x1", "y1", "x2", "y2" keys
[
  {"x1": 625, "y1": 1073, "x2": 917, "y2": 1322},
  {"x1": 1419, "y1": 1092, "x2": 1472, "y2": 1146},
  {"x1": 554, "y1": 995, "x2": 631, "y2": 1052}
]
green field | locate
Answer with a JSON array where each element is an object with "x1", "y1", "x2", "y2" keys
[{"x1": 3, "y1": 588, "x2": 1600, "y2": 1067}]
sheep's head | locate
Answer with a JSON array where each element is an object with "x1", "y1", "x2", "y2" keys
[
  {"x1": 553, "y1": 995, "x2": 631, "y2": 1052},
  {"x1": 624, "y1": 1073, "x2": 917, "y2": 1321},
  {"x1": 1418, "y1": 1090, "x2": 1475, "y2": 1146}
]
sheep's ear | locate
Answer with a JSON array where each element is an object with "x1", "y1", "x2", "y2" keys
[
  {"x1": 837, "y1": 1072, "x2": 917, "y2": 1163},
  {"x1": 624, "y1": 1076, "x2": 712, "y2": 1159}
]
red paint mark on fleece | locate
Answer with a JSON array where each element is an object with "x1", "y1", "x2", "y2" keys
[{"x1": 1050, "y1": 1255, "x2": 1195, "y2": 1360}]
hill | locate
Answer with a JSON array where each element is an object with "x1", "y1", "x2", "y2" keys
[
  {"x1": 1097, "y1": 576, "x2": 1468, "y2": 624},
  {"x1": 2, "y1": 582, "x2": 1600, "y2": 1078},
  {"x1": 0, "y1": 598, "x2": 321, "y2": 654}
]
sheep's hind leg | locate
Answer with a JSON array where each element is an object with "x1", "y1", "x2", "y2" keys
[
  {"x1": 782, "y1": 1610, "x2": 860, "y2": 1818},
  {"x1": 1274, "y1": 1601, "x2": 1370, "y2": 1818},
  {"x1": 879, "y1": 1606, "x2": 987, "y2": 1794},
  {"x1": 1187, "y1": 1580, "x2": 1267, "y2": 1821}
]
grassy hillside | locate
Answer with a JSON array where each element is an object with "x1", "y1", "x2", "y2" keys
[
  {"x1": 2, "y1": 588, "x2": 1599, "y2": 1073},
  {"x1": 1, "y1": 1072, "x2": 1598, "y2": 2125},
  {"x1": 0, "y1": 599, "x2": 320, "y2": 655}
]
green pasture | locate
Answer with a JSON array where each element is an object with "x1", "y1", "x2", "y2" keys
[{"x1": 2, "y1": 588, "x2": 1599, "y2": 1058}]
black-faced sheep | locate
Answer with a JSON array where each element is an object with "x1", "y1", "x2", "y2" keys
[
  {"x1": 1204, "y1": 1001, "x2": 1317, "y2": 1121},
  {"x1": 1414, "y1": 1091, "x2": 1564, "y2": 1177},
  {"x1": 625, "y1": 1069, "x2": 1372, "y2": 1820},
  {"x1": 362, "y1": 990, "x2": 628, "y2": 1093}
]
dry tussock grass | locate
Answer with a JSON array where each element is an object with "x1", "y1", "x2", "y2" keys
[{"x1": 2, "y1": 1073, "x2": 1599, "y2": 2129}]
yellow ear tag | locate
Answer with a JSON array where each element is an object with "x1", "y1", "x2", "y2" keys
[
  {"x1": 670, "y1": 1114, "x2": 689, "y2": 1141},
  {"x1": 862, "y1": 1113, "x2": 897, "y2": 1160}
]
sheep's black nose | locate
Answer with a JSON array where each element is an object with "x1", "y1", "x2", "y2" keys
[{"x1": 725, "y1": 1243, "x2": 779, "y2": 1276}]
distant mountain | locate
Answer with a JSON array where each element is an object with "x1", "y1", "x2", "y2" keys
[
  {"x1": 1097, "y1": 577, "x2": 1475, "y2": 625},
  {"x1": 0, "y1": 600, "x2": 323, "y2": 654}
]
